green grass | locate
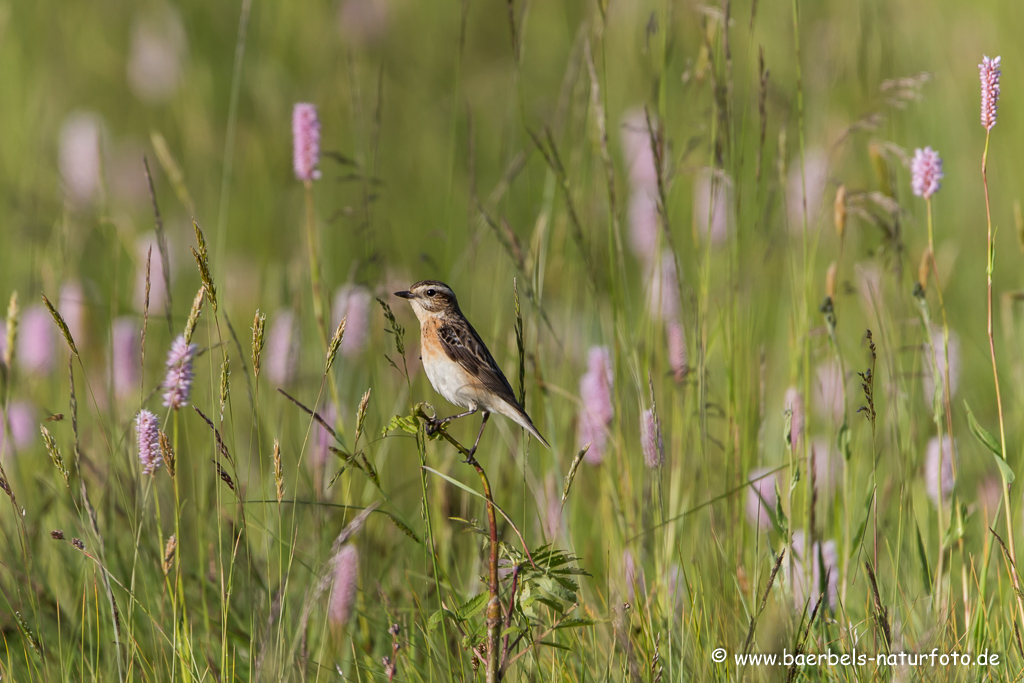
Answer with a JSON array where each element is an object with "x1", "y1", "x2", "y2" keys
[{"x1": 2, "y1": 0, "x2": 1024, "y2": 679}]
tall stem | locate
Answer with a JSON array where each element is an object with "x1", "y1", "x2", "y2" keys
[
  {"x1": 981, "y1": 131, "x2": 1024, "y2": 626},
  {"x1": 433, "y1": 414, "x2": 502, "y2": 681},
  {"x1": 924, "y1": 198, "x2": 953, "y2": 610},
  {"x1": 304, "y1": 181, "x2": 327, "y2": 345},
  {"x1": 471, "y1": 458, "x2": 501, "y2": 683},
  {"x1": 303, "y1": 181, "x2": 347, "y2": 437}
]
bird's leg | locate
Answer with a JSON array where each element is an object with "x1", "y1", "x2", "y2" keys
[
  {"x1": 426, "y1": 406, "x2": 479, "y2": 436},
  {"x1": 464, "y1": 412, "x2": 491, "y2": 465}
]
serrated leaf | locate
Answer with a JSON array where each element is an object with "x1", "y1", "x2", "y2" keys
[
  {"x1": 382, "y1": 414, "x2": 419, "y2": 436},
  {"x1": 455, "y1": 591, "x2": 490, "y2": 622},
  {"x1": 427, "y1": 607, "x2": 456, "y2": 633},
  {"x1": 533, "y1": 596, "x2": 563, "y2": 613}
]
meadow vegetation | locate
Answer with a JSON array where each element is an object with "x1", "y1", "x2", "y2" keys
[{"x1": 2, "y1": 0, "x2": 1024, "y2": 680}]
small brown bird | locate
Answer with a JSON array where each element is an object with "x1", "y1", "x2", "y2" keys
[{"x1": 395, "y1": 280, "x2": 550, "y2": 449}]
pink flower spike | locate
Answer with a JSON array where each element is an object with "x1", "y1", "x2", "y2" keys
[
  {"x1": 162, "y1": 335, "x2": 198, "y2": 409},
  {"x1": 328, "y1": 544, "x2": 359, "y2": 627},
  {"x1": 577, "y1": 346, "x2": 614, "y2": 464},
  {"x1": 980, "y1": 55, "x2": 1001, "y2": 131},
  {"x1": 332, "y1": 285, "x2": 372, "y2": 357},
  {"x1": 292, "y1": 103, "x2": 321, "y2": 182},
  {"x1": 111, "y1": 317, "x2": 141, "y2": 399},
  {"x1": 265, "y1": 309, "x2": 299, "y2": 387},
  {"x1": 667, "y1": 320, "x2": 688, "y2": 382},
  {"x1": 791, "y1": 531, "x2": 839, "y2": 611},
  {"x1": 18, "y1": 305, "x2": 55, "y2": 375},
  {"x1": 911, "y1": 147, "x2": 943, "y2": 199},
  {"x1": 0, "y1": 402, "x2": 37, "y2": 454},
  {"x1": 312, "y1": 403, "x2": 337, "y2": 473},
  {"x1": 135, "y1": 409, "x2": 162, "y2": 475}
]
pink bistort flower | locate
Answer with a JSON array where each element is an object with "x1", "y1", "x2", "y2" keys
[
  {"x1": 293, "y1": 103, "x2": 321, "y2": 182},
  {"x1": 135, "y1": 409, "x2": 162, "y2": 475},
  {"x1": 18, "y1": 305, "x2": 54, "y2": 375},
  {"x1": 332, "y1": 285, "x2": 371, "y2": 357},
  {"x1": 911, "y1": 147, "x2": 943, "y2": 200},
  {"x1": 162, "y1": 335, "x2": 197, "y2": 409},
  {"x1": 980, "y1": 55, "x2": 1001, "y2": 131},
  {"x1": 577, "y1": 347, "x2": 614, "y2": 464},
  {"x1": 328, "y1": 544, "x2": 359, "y2": 627},
  {"x1": 111, "y1": 317, "x2": 141, "y2": 399}
]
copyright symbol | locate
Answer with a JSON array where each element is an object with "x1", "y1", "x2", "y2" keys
[{"x1": 712, "y1": 647, "x2": 727, "y2": 663}]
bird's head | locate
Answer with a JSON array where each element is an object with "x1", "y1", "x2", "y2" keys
[{"x1": 394, "y1": 280, "x2": 461, "y2": 321}]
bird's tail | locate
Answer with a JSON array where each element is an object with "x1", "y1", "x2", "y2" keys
[{"x1": 506, "y1": 403, "x2": 550, "y2": 450}]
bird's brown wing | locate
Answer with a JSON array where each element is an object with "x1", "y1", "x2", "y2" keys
[{"x1": 438, "y1": 320, "x2": 521, "y2": 409}]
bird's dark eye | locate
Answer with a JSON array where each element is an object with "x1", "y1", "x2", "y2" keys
[{"x1": 426, "y1": 289, "x2": 436, "y2": 297}]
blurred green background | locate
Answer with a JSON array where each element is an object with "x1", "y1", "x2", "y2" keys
[{"x1": 3, "y1": 0, "x2": 1024, "y2": 679}]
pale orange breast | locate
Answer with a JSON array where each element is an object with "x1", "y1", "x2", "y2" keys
[
  {"x1": 419, "y1": 318, "x2": 479, "y2": 409},
  {"x1": 419, "y1": 319, "x2": 446, "y2": 364}
]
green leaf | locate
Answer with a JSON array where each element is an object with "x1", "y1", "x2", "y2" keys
[
  {"x1": 382, "y1": 414, "x2": 418, "y2": 437},
  {"x1": 965, "y1": 400, "x2": 1014, "y2": 484},
  {"x1": 837, "y1": 422, "x2": 852, "y2": 461},
  {"x1": 771, "y1": 480, "x2": 789, "y2": 537},
  {"x1": 915, "y1": 521, "x2": 932, "y2": 595},
  {"x1": 964, "y1": 400, "x2": 1002, "y2": 457},
  {"x1": 552, "y1": 617, "x2": 597, "y2": 630},
  {"x1": 427, "y1": 607, "x2": 456, "y2": 633},
  {"x1": 992, "y1": 454, "x2": 1015, "y2": 485},
  {"x1": 428, "y1": 591, "x2": 490, "y2": 633},
  {"x1": 422, "y1": 466, "x2": 526, "y2": 537},
  {"x1": 942, "y1": 499, "x2": 967, "y2": 548},
  {"x1": 455, "y1": 591, "x2": 490, "y2": 621},
  {"x1": 848, "y1": 487, "x2": 875, "y2": 557},
  {"x1": 449, "y1": 516, "x2": 487, "y2": 536}
]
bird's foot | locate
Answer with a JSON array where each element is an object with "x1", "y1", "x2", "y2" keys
[{"x1": 425, "y1": 417, "x2": 448, "y2": 437}]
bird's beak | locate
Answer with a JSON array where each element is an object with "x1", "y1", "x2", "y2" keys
[{"x1": 394, "y1": 290, "x2": 414, "y2": 299}]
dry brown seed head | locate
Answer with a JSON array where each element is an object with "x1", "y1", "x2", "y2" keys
[{"x1": 834, "y1": 184, "x2": 847, "y2": 239}]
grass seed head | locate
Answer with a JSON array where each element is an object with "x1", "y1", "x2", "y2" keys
[
  {"x1": 273, "y1": 439, "x2": 284, "y2": 503},
  {"x1": 252, "y1": 309, "x2": 266, "y2": 381}
]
